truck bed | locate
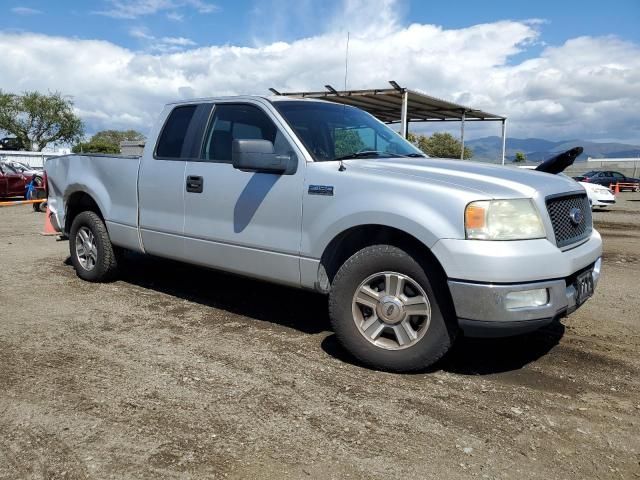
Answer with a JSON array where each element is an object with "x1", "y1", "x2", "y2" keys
[{"x1": 46, "y1": 154, "x2": 142, "y2": 250}]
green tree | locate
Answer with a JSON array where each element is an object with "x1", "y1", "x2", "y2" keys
[
  {"x1": 92, "y1": 129, "x2": 145, "y2": 146},
  {"x1": 0, "y1": 91, "x2": 84, "y2": 151},
  {"x1": 513, "y1": 151, "x2": 527, "y2": 163},
  {"x1": 72, "y1": 139, "x2": 120, "y2": 154},
  {"x1": 409, "y1": 132, "x2": 473, "y2": 159},
  {"x1": 334, "y1": 128, "x2": 365, "y2": 158},
  {"x1": 72, "y1": 129, "x2": 146, "y2": 154}
]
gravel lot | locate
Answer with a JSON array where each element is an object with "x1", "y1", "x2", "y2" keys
[{"x1": 1, "y1": 194, "x2": 639, "y2": 479}]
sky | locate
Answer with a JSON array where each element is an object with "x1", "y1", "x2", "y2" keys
[{"x1": 1, "y1": 0, "x2": 639, "y2": 143}]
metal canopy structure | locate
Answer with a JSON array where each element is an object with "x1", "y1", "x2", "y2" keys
[{"x1": 270, "y1": 81, "x2": 508, "y2": 164}]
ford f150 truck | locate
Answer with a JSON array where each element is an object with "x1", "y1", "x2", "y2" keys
[{"x1": 45, "y1": 96, "x2": 602, "y2": 372}]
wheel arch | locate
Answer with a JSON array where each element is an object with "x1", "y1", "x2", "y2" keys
[
  {"x1": 319, "y1": 224, "x2": 448, "y2": 290},
  {"x1": 64, "y1": 190, "x2": 105, "y2": 235}
]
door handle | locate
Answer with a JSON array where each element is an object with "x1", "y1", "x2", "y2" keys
[{"x1": 186, "y1": 175, "x2": 203, "y2": 193}]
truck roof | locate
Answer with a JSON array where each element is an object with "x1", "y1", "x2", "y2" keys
[{"x1": 165, "y1": 95, "x2": 327, "y2": 106}]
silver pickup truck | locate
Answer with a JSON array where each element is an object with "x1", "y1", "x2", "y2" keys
[{"x1": 45, "y1": 96, "x2": 602, "y2": 372}]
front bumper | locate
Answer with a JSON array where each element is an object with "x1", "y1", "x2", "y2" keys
[
  {"x1": 592, "y1": 197, "x2": 615, "y2": 207},
  {"x1": 433, "y1": 230, "x2": 603, "y2": 338},
  {"x1": 449, "y1": 257, "x2": 601, "y2": 337}
]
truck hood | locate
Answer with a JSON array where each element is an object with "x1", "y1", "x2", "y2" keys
[{"x1": 344, "y1": 157, "x2": 583, "y2": 199}]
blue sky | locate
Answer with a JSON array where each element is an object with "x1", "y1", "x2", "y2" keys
[
  {"x1": 2, "y1": 0, "x2": 639, "y2": 143},
  {"x1": 6, "y1": 0, "x2": 639, "y2": 52}
]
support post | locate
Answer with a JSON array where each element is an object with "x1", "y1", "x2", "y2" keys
[
  {"x1": 460, "y1": 111, "x2": 466, "y2": 160},
  {"x1": 500, "y1": 119, "x2": 507, "y2": 165},
  {"x1": 400, "y1": 90, "x2": 409, "y2": 139}
]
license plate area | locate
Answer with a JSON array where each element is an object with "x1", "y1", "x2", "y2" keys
[{"x1": 575, "y1": 270, "x2": 594, "y2": 306}]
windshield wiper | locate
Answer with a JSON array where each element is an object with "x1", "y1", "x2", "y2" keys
[
  {"x1": 404, "y1": 153, "x2": 427, "y2": 158},
  {"x1": 334, "y1": 150, "x2": 402, "y2": 161}
]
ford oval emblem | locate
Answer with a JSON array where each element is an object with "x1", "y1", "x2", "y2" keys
[{"x1": 569, "y1": 207, "x2": 584, "y2": 225}]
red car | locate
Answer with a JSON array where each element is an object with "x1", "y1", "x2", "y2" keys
[{"x1": 0, "y1": 161, "x2": 40, "y2": 198}]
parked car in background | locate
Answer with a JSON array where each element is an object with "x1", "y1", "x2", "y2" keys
[
  {"x1": 0, "y1": 161, "x2": 40, "y2": 198},
  {"x1": 0, "y1": 137, "x2": 26, "y2": 151},
  {"x1": 574, "y1": 171, "x2": 640, "y2": 191},
  {"x1": 1, "y1": 159, "x2": 43, "y2": 176},
  {"x1": 557, "y1": 173, "x2": 616, "y2": 209}
]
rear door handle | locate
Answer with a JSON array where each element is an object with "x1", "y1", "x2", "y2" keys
[{"x1": 186, "y1": 175, "x2": 203, "y2": 193}]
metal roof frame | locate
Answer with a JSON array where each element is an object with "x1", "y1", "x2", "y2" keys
[{"x1": 271, "y1": 81, "x2": 508, "y2": 164}]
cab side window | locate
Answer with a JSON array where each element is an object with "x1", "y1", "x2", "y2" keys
[
  {"x1": 202, "y1": 104, "x2": 293, "y2": 163},
  {"x1": 155, "y1": 105, "x2": 198, "y2": 159}
]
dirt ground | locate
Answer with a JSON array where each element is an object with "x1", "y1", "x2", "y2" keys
[{"x1": 1, "y1": 194, "x2": 639, "y2": 480}]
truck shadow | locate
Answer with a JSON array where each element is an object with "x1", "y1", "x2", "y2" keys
[
  {"x1": 115, "y1": 253, "x2": 330, "y2": 335},
  {"x1": 97, "y1": 253, "x2": 565, "y2": 375},
  {"x1": 321, "y1": 323, "x2": 564, "y2": 375}
]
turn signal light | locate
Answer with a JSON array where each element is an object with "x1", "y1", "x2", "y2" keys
[{"x1": 464, "y1": 204, "x2": 486, "y2": 230}]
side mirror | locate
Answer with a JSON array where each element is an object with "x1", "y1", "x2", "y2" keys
[{"x1": 232, "y1": 139, "x2": 290, "y2": 174}]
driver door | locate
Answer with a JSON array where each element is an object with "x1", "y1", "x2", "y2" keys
[
  {"x1": 0, "y1": 165, "x2": 7, "y2": 196},
  {"x1": 2, "y1": 164, "x2": 26, "y2": 196},
  {"x1": 182, "y1": 101, "x2": 305, "y2": 287}
]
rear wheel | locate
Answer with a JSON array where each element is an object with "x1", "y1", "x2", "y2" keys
[
  {"x1": 69, "y1": 211, "x2": 119, "y2": 282},
  {"x1": 328, "y1": 244, "x2": 456, "y2": 372}
]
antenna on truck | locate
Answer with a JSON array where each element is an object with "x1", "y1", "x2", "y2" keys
[
  {"x1": 344, "y1": 31, "x2": 350, "y2": 91},
  {"x1": 338, "y1": 31, "x2": 350, "y2": 173}
]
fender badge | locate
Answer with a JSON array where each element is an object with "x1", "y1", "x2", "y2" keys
[{"x1": 308, "y1": 185, "x2": 334, "y2": 196}]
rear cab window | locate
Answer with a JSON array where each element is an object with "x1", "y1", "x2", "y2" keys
[{"x1": 155, "y1": 105, "x2": 198, "y2": 159}]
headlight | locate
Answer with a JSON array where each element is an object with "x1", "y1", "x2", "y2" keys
[{"x1": 465, "y1": 199, "x2": 546, "y2": 240}]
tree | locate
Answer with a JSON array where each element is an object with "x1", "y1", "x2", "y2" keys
[
  {"x1": 72, "y1": 139, "x2": 120, "y2": 154},
  {"x1": 514, "y1": 151, "x2": 527, "y2": 163},
  {"x1": 334, "y1": 128, "x2": 365, "y2": 158},
  {"x1": 92, "y1": 129, "x2": 145, "y2": 146},
  {"x1": 409, "y1": 132, "x2": 473, "y2": 159},
  {"x1": 0, "y1": 91, "x2": 84, "y2": 151},
  {"x1": 72, "y1": 129, "x2": 146, "y2": 154}
]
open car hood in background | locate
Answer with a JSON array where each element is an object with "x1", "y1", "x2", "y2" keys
[{"x1": 535, "y1": 146, "x2": 583, "y2": 174}]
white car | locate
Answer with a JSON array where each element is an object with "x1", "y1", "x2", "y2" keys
[
  {"x1": 0, "y1": 159, "x2": 43, "y2": 177},
  {"x1": 580, "y1": 181, "x2": 616, "y2": 209}
]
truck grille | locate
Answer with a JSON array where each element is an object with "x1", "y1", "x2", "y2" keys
[{"x1": 546, "y1": 193, "x2": 592, "y2": 248}]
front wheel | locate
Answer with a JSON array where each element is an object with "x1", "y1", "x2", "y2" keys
[
  {"x1": 69, "y1": 211, "x2": 119, "y2": 282},
  {"x1": 328, "y1": 245, "x2": 456, "y2": 372}
]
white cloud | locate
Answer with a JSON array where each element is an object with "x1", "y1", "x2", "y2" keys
[
  {"x1": 160, "y1": 36, "x2": 196, "y2": 46},
  {"x1": 96, "y1": 0, "x2": 218, "y2": 19},
  {"x1": 128, "y1": 27, "x2": 197, "y2": 52},
  {"x1": 129, "y1": 27, "x2": 154, "y2": 40},
  {"x1": 166, "y1": 11, "x2": 184, "y2": 21},
  {"x1": 1, "y1": 4, "x2": 638, "y2": 143},
  {"x1": 11, "y1": 6, "x2": 43, "y2": 15}
]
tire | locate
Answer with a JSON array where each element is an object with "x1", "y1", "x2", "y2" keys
[
  {"x1": 69, "y1": 211, "x2": 119, "y2": 282},
  {"x1": 328, "y1": 244, "x2": 457, "y2": 372}
]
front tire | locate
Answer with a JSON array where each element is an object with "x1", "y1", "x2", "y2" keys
[
  {"x1": 69, "y1": 211, "x2": 119, "y2": 282},
  {"x1": 328, "y1": 245, "x2": 456, "y2": 372}
]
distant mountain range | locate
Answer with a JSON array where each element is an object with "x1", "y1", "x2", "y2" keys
[{"x1": 466, "y1": 137, "x2": 640, "y2": 162}]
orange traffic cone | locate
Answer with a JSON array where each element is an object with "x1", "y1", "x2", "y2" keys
[
  {"x1": 614, "y1": 183, "x2": 620, "y2": 195},
  {"x1": 41, "y1": 205, "x2": 58, "y2": 236}
]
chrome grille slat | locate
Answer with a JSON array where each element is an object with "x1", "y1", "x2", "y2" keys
[{"x1": 546, "y1": 193, "x2": 592, "y2": 248}]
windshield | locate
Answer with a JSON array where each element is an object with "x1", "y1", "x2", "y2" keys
[
  {"x1": 273, "y1": 101, "x2": 425, "y2": 162},
  {"x1": 6, "y1": 162, "x2": 28, "y2": 172},
  {"x1": 1, "y1": 162, "x2": 19, "y2": 174}
]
